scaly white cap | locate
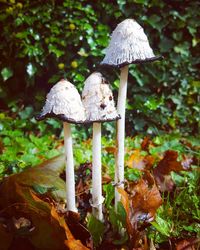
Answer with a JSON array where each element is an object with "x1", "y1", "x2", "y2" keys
[
  {"x1": 101, "y1": 19, "x2": 161, "y2": 67},
  {"x1": 36, "y1": 79, "x2": 86, "y2": 124},
  {"x1": 82, "y1": 72, "x2": 120, "y2": 122}
]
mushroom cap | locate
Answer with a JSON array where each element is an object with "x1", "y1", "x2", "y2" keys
[
  {"x1": 82, "y1": 72, "x2": 120, "y2": 123},
  {"x1": 101, "y1": 19, "x2": 161, "y2": 68},
  {"x1": 36, "y1": 79, "x2": 86, "y2": 124}
]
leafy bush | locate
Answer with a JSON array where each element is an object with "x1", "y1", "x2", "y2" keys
[{"x1": 0, "y1": 0, "x2": 199, "y2": 136}]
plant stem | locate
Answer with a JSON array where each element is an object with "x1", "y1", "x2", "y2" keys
[
  {"x1": 92, "y1": 122, "x2": 103, "y2": 221},
  {"x1": 63, "y1": 122, "x2": 77, "y2": 212},
  {"x1": 115, "y1": 65, "x2": 129, "y2": 209}
]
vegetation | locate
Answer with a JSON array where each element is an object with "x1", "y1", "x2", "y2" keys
[
  {"x1": 0, "y1": 109, "x2": 199, "y2": 249},
  {"x1": 0, "y1": 0, "x2": 199, "y2": 249},
  {"x1": 0, "y1": 0, "x2": 199, "y2": 135}
]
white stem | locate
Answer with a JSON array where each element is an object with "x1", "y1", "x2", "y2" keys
[
  {"x1": 115, "y1": 65, "x2": 129, "y2": 209},
  {"x1": 63, "y1": 122, "x2": 77, "y2": 212},
  {"x1": 92, "y1": 122, "x2": 103, "y2": 221}
]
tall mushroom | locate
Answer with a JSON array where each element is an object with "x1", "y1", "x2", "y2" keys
[
  {"x1": 101, "y1": 19, "x2": 161, "y2": 207},
  {"x1": 82, "y1": 72, "x2": 120, "y2": 221},
  {"x1": 36, "y1": 79, "x2": 86, "y2": 212}
]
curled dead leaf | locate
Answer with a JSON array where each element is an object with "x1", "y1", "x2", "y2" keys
[
  {"x1": 175, "y1": 238, "x2": 199, "y2": 250},
  {"x1": 51, "y1": 207, "x2": 90, "y2": 250},
  {"x1": 141, "y1": 136, "x2": 152, "y2": 151},
  {"x1": 104, "y1": 146, "x2": 116, "y2": 154},
  {"x1": 127, "y1": 150, "x2": 155, "y2": 170},
  {"x1": 153, "y1": 150, "x2": 192, "y2": 192},
  {"x1": 126, "y1": 150, "x2": 145, "y2": 170},
  {"x1": 0, "y1": 156, "x2": 92, "y2": 250},
  {"x1": 118, "y1": 172, "x2": 162, "y2": 249},
  {"x1": 131, "y1": 172, "x2": 162, "y2": 221}
]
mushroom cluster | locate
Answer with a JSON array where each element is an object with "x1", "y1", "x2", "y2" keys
[
  {"x1": 36, "y1": 18, "x2": 160, "y2": 219},
  {"x1": 37, "y1": 73, "x2": 119, "y2": 219}
]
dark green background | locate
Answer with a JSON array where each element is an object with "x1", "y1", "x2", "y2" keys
[{"x1": 0, "y1": 0, "x2": 199, "y2": 135}]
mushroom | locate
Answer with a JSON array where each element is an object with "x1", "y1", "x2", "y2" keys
[
  {"x1": 36, "y1": 79, "x2": 86, "y2": 212},
  {"x1": 82, "y1": 72, "x2": 120, "y2": 221},
  {"x1": 101, "y1": 19, "x2": 161, "y2": 207}
]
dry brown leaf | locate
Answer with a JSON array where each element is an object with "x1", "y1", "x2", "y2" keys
[
  {"x1": 118, "y1": 188, "x2": 130, "y2": 215},
  {"x1": 102, "y1": 174, "x2": 112, "y2": 184},
  {"x1": 0, "y1": 223, "x2": 13, "y2": 250},
  {"x1": 131, "y1": 172, "x2": 162, "y2": 220},
  {"x1": 127, "y1": 150, "x2": 155, "y2": 170},
  {"x1": 118, "y1": 187, "x2": 141, "y2": 247},
  {"x1": 118, "y1": 173, "x2": 162, "y2": 249},
  {"x1": 141, "y1": 136, "x2": 152, "y2": 151},
  {"x1": 0, "y1": 156, "x2": 91, "y2": 250},
  {"x1": 175, "y1": 239, "x2": 198, "y2": 250},
  {"x1": 104, "y1": 146, "x2": 116, "y2": 154},
  {"x1": 66, "y1": 211, "x2": 93, "y2": 249},
  {"x1": 118, "y1": 188, "x2": 133, "y2": 236},
  {"x1": 126, "y1": 149, "x2": 145, "y2": 170},
  {"x1": 153, "y1": 150, "x2": 192, "y2": 191},
  {"x1": 0, "y1": 139, "x2": 4, "y2": 154},
  {"x1": 143, "y1": 155, "x2": 155, "y2": 170},
  {"x1": 154, "y1": 150, "x2": 183, "y2": 176},
  {"x1": 51, "y1": 207, "x2": 89, "y2": 250}
]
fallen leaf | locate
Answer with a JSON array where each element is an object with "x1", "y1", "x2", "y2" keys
[
  {"x1": 118, "y1": 188, "x2": 133, "y2": 236},
  {"x1": 127, "y1": 150, "x2": 155, "y2": 170},
  {"x1": 0, "y1": 186, "x2": 67, "y2": 250},
  {"x1": 143, "y1": 155, "x2": 155, "y2": 170},
  {"x1": 131, "y1": 172, "x2": 162, "y2": 221},
  {"x1": 66, "y1": 211, "x2": 93, "y2": 249},
  {"x1": 104, "y1": 146, "x2": 116, "y2": 154},
  {"x1": 102, "y1": 174, "x2": 112, "y2": 184},
  {"x1": 0, "y1": 139, "x2": 4, "y2": 154},
  {"x1": 154, "y1": 150, "x2": 183, "y2": 176},
  {"x1": 0, "y1": 222, "x2": 13, "y2": 250},
  {"x1": 0, "y1": 156, "x2": 91, "y2": 250},
  {"x1": 141, "y1": 136, "x2": 152, "y2": 151},
  {"x1": 118, "y1": 172, "x2": 162, "y2": 249},
  {"x1": 126, "y1": 149, "x2": 145, "y2": 170},
  {"x1": 51, "y1": 207, "x2": 90, "y2": 250},
  {"x1": 153, "y1": 150, "x2": 192, "y2": 191},
  {"x1": 175, "y1": 238, "x2": 198, "y2": 250}
]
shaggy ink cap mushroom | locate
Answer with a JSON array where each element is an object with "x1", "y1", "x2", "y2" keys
[
  {"x1": 101, "y1": 19, "x2": 161, "y2": 67},
  {"x1": 36, "y1": 79, "x2": 86, "y2": 124},
  {"x1": 82, "y1": 72, "x2": 120, "y2": 123}
]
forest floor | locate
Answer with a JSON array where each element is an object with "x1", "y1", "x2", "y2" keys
[{"x1": 0, "y1": 109, "x2": 199, "y2": 250}]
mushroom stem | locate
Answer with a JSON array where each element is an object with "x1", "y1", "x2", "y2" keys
[
  {"x1": 63, "y1": 122, "x2": 77, "y2": 212},
  {"x1": 115, "y1": 65, "x2": 129, "y2": 209},
  {"x1": 92, "y1": 122, "x2": 103, "y2": 221}
]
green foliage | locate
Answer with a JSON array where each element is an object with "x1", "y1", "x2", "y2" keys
[
  {"x1": 124, "y1": 168, "x2": 142, "y2": 182},
  {"x1": 108, "y1": 204, "x2": 129, "y2": 245},
  {"x1": 149, "y1": 169, "x2": 200, "y2": 244},
  {"x1": 0, "y1": 109, "x2": 61, "y2": 178},
  {"x1": 87, "y1": 215, "x2": 105, "y2": 246},
  {"x1": 103, "y1": 183, "x2": 115, "y2": 208},
  {"x1": 0, "y1": 0, "x2": 199, "y2": 135}
]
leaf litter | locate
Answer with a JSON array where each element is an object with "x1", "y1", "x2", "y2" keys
[{"x1": 0, "y1": 136, "x2": 198, "y2": 249}]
